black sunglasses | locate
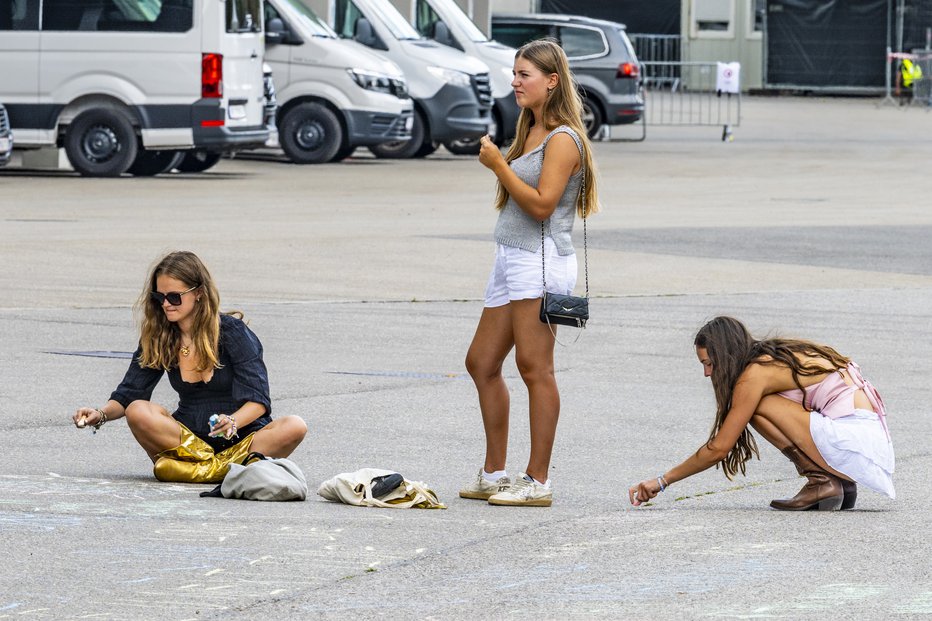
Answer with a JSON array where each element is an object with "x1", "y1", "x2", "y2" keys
[{"x1": 150, "y1": 284, "x2": 199, "y2": 306}]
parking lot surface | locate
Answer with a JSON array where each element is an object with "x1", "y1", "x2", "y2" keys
[{"x1": 1, "y1": 96, "x2": 930, "y2": 620}]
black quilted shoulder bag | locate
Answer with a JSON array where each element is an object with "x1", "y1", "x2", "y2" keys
[{"x1": 540, "y1": 169, "x2": 589, "y2": 330}]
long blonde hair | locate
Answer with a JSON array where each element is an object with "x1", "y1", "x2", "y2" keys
[
  {"x1": 494, "y1": 38, "x2": 599, "y2": 217},
  {"x1": 135, "y1": 251, "x2": 230, "y2": 372}
]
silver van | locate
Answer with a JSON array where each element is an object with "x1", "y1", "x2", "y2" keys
[
  {"x1": 264, "y1": 0, "x2": 414, "y2": 163},
  {"x1": 311, "y1": 0, "x2": 492, "y2": 158},
  {"x1": 0, "y1": 0, "x2": 269, "y2": 176},
  {"x1": 407, "y1": 0, "x2": 519, "y2": 153},
  {"x1": 0, "y1": 103, "x2": 12, "y2": 166}
]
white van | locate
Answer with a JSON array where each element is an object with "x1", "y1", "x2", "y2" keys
[
  {"x1": 0, "y1": 0, "x2": 270, "y2": 176},
  {"x1": 263, "y1": 0, "x2": 413, "y2": 163},
  {"x1": 403, "y1": 0, "x2": 519, "y2": 154},
  {"x1": 309, "y1": 0, "x2": 492, "y2": 158}
]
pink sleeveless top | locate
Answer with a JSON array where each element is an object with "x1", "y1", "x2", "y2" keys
[{"x1": 778, "y1": 361, "x2": 889, "y2": 438}]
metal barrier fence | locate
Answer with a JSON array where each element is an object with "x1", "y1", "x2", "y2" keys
[
  {"x1": 879, "y1": 49, "x2": 932, "y2": 107},
  {"x1": 641, "y1": 61, "x2": 742, "y2": 141},
  {"x1": 629, "y1": 34, "x2": 682, "y2": 64},
  {"x1": 914, "y1": 54, "x2": 932, "y2": 106}
]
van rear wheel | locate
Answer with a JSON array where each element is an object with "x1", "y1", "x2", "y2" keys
[
  {"x1": 64, "y1": 109, "x2": 138, "y2": 177},
  {"x1": 177, "y1": 150, "x2": 222, "y2": 173},
  {"x1": 369, "y1": 109, "x2": 428, "y2": 159},
  {"x1": 280, "y1": 103, "x2": 342, "y2": 164},
  {"x1": 127, "y1": 150, "x2": 184, "y2": 176}
]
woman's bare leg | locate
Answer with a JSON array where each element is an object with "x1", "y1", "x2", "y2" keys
[
  {"x1": 752, "y1": 395, "x2": 853, "y2": 481},
  {"x1": 123, "y1": 400, "x2": 183, "y2": 461},
  {"x1": 511, "y1": 298, "x2": 559, "y2": 484},
  {"x1": 465, "y1": 305, "x2": 515, "y2": 473},
  {"x1": 249, "y1": 415, "x2": 308, "y2": 458}
]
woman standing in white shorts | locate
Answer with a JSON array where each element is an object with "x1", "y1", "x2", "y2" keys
[{"x1": 460, "y1": 39, "x2": 599, "y2": 507}]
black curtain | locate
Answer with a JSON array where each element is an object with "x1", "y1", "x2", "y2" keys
[
  {"x1": 540, "y1": 0, "x2": 681, "y2": 34},
  {"x1": 766, "y1": 0, "x2": 888, "y2": 87},
  {"x1": 903, "y1": 0, "x2": 932, "y2": 52}
]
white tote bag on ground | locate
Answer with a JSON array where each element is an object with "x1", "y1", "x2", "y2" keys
[{"x1": 317, "y1": 468, "x2": 446, "y2": 509}]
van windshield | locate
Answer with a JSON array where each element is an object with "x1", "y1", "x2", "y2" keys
[
  {"x1": 277, "y1": 0, "x2": 336, "y2": 38},
  {"x1": 428, "y1": 0, "x2": 487, "y2": 43},
  {"x1": 365, "y1": 0, "x2": 420, "y2": 41}
]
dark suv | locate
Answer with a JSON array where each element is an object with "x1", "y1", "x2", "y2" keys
[
  {"x1": 490, "y1": 13, "x2": 643, "y2": 137},
  {"x1": 0, "y1": 104, "x2": 12, "y2": 167}
]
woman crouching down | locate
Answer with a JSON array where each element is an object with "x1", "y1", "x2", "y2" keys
[
  {"x1": 629, "y1": 316, "x2": 894, "y2": 510},
  {"x1": 72, "y1": 251, "x2": 307, "y2": 483}
]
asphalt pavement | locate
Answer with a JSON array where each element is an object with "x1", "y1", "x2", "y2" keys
[{"x1": 0, "y1": 96, "x2": 930, "y2": 620}]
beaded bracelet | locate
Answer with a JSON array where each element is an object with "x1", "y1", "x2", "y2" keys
[
  {"x1": 93, "y1": 408, "x2": 108, "y2": 433},
  {"x1": 657, "y1": 474, "x2": 669, "y2": 492}
]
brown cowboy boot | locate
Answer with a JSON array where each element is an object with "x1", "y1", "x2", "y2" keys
[
  {"x1": 770, "y1": 446, "x2": 844, "y2": 511},
  {"x1": 841, "y1": 480, "x2": 857, "y2": 510}
]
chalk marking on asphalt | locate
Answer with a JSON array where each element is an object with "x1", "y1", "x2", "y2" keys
[
  {"x1": 121, "y1": 577, "x2": 156, "y2": 584},
  {"x1": 896, "y1": 590, "x2": 932, "y2": 614},
  {"x1": 203, "y1": 585, "x2": 234, "y2": 591},
  {"x1": 204, "y1": 569, "x2": 225, "y2": 577},
  {"x1": 269, "y1": 590, "x2": 286, "y2": 596},
  {"x1": 177, "y1": 584, "x2": 201, "y2": 590},
  {"x1": 326, "y1": 370, "x2": 469, "y2": 380},
  {"x1": 248, "y1": 556, "x2": 272, "y2": 565}
]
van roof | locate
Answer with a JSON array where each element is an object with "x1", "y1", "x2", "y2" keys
[{"x1": 491, "y1": 13, "x2": 627, "y2": 31}]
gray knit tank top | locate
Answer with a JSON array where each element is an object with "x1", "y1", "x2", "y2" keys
[{"x1": 493, "y1": 125, "x2": 584, "y2": 256}]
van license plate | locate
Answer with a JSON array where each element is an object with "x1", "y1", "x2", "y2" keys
[
  {"x1": 405, "y1": 116, "x2": 414, "y2": 131},
  {"x1": 0, "y1": 137, "x2": 10, "y2": 152},
  {"x1": 228, "y1": 105, "x2": 247, "y2": 120}
]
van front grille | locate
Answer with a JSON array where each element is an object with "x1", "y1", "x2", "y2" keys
[
  {"x1": 472, "y1": 73, "x2": 494, "y2": 108},
  {"x1": 0, "y1": 105, "x2": 9, "y2": 132}
]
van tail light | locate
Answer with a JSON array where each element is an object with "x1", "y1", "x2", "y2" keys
[
  {"x1": 617, "y1": 62, "x2": 639, "y2": 79},
  {"x1": 202, "y1": 53, "x2": 223, "y2": 98}
]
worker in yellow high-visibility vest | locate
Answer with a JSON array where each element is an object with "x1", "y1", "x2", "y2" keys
[{"x1": 902, "y1": 58, "x2": 923, "y2": 89}]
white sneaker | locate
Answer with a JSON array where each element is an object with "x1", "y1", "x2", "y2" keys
[
  {"x1": 488, "y1": 473, "x2": 552, "y2": 507},
  {"x1": 459, "y1": 469, "x2": 511, "y2": 500}
]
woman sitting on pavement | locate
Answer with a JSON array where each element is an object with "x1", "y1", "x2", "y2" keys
[
  {"x1": 629, "y1": 316, "x2": 894, "y2": 510},
  {"x1": 72, "y1": 250, "x2": 307, "y2": 482}
]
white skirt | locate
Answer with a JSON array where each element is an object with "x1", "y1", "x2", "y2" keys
[{"x1": 810, "y1": 409, "x2": 895, "y2": 499}]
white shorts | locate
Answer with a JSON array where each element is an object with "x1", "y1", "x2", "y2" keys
[
  {"x1": 811, "y1": 409, "x2": 895, "y2": 499},
  {"x1": 484, "y1": 238, "x2": 578, "y2": 308}
]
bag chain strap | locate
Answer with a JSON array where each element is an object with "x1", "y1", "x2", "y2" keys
[{"x1": 541, "y1": 168, "x2": 588, "y2": 297}]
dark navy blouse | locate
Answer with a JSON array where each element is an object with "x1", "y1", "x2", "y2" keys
[{"x1": 110, "y1": 314, "x2": 272, "y2": 453}]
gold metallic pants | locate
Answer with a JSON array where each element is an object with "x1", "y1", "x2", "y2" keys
[{"x1": 153, "y1": 424, "x2": 256, "y2": 484}]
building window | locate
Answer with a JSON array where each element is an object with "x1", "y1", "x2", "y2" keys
[
  {"x1": 747, "y1": 0, "x2": 764, "y2": 39},
  {"x1": 691, "y1": 0, "x2": 735, "y2": 38}
]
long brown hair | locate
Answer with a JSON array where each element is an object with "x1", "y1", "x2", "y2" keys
[
  {"x1": 693, "y1": 316, "x2": 850, "y2": 479},
  {"x1": 494, "y1": 38, "x2": 599, "y2": 217},
  {"x1": 134, "y1": 251, "x2": 230, "y2": 372}
]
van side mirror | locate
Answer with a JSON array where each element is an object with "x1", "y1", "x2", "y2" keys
[
  {"x1": 354, "y1": 17, "x2": 387, "y2": 50},
  {"x1": 432, "y1": 20, "x2": 461, "y2": 51},
  {"x1": 266, "y1": 17, "x2": 298, "y2": 45}
]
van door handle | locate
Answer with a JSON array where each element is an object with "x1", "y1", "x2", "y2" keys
[{"x1": 251, "y1": 51, "x2": 258, "y2": 59}]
